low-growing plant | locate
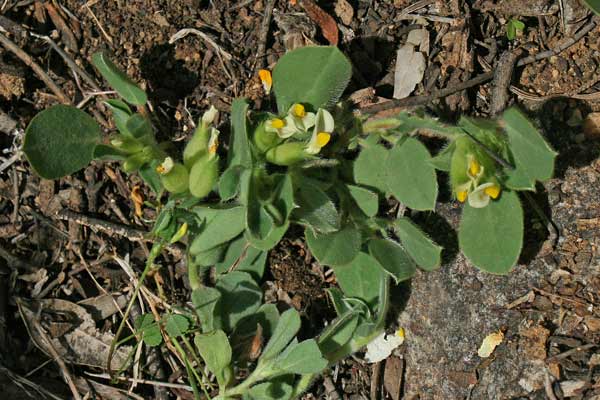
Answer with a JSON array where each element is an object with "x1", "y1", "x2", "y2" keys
[
  {"x1": 23, "y1": 45, "x2": 556, "y2": 398},
  {"x1": 506, "y1": 18, "x2": 525, "y2": 40}
]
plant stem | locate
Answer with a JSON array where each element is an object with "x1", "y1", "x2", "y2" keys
[
  {"x1": 222, "y1": 363, "x2": 270, "y2": 397},
  {"x1": 172, "y1": 337, "x2": 210, "y2": 399},
  {"x1": 188, "y1": 254, "x2": 202, "y2": 291},
  {"x1": 107, "y1": 240, "x2": 165, "y2": 378}
]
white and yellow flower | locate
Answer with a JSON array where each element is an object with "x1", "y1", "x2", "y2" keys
[
  {"x1": 306, "y1": 108, "x2": 334, "y2": 155},
  {"x1": 264, "y1": 116, "x2": 298, "y2": 138},
  {"x1": 455, "y1": 156, "x2": 501, "y2": 208},
  {"x1": 467, "y1": 182, "x2": 501, "y2": 208},
  {"x1": 287, "y1": 103, "x2": 316, "y2": 131}
]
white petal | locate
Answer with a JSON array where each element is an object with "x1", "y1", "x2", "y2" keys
[
  {"x1": 201, "y1": 105, "x2": 218, "y2": 126},
  {"x1": 468, "y1": 183, "x2": 495, "y2": 208},
  {"x1": 278, "y1": 116, "x2": 298, "y2": 138},
  {"x1": 477, "y1": 331, "x2": 504, "y2": 358},
  {"x1": 316, "y1": 109, "x2": 335, "y2": 133},
  {"x1": 365, "y1": 330, "x2": 405, "y2": 363},
  {"x1": 302, "y1": 112, "x2": 316, "y2": 130}
]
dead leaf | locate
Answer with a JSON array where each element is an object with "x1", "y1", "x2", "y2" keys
[
  {"x1": 393, "y1": 44, "x2": 426, "y2": 99},
  {"x1": 518, "y1": 325, "x2": 549, "y2": 360},
  {"x1": 365, "y1": 329, "x2": 405, "y2": 363},
  {"x1": 383, "y1": 356, "x2": 404, "y2": 400},
  {"x1": 560, "y1": 380, "x2": 588, "y2": 397},
  {"x1": 131, "y1": 185, "x2": 144, "y2": 217},
  {"x1": 17, "y1": 298, "x2": 132, "y2": 370},
  {"x1": 301, "y1": 0, "x2": 339, "y2": 45},
  {"x1": 506, "y1": 290, "x2": 535, "y2": 309},
  {"x1": 334, "y1": 0, "x2": 354, "y2": 26},
  {"x1": 477, "y1": 330, "x2": 504, "y2": 358}
]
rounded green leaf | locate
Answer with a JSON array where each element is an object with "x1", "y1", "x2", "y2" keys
[
  {"x1": 164, "y1": 314, "x2": 190, "y2": 338},
  {"x1": 347, "y1": 185, "x2": 379, "y2": 217},
  {"x1": 368, "y1": 239, "x2": 416, "y2": 283},
  {"x1": 24, "y1": 105, "x2": 101, "y2": 179},
  {"x1": 384, "y1": 137, "x2": 438, "y2": 211},
  {"x1": 332, "y1": 252, "x2": 384, "y2": 308},
  {"x1": 92, "y1": 52, "x2": 147, "y2": 105},
  {"x1": 459, "y1": 190, "x2": 524, "y2": 274},
  {"x1": 134, "y1": 314, "x2": 162, "y2": 347},
  {"x1": 353, "y1": 144, "x2": 389, "y2": 194},
  {"x1": 305, "y1": 226, "x2": 362, "y2": 267},
  {"x1": 273, "y1": 46, "x2": 352, "y2": 113},
  {"x1": 215, "y1": 272, "x2": 262, "y2": 331}
]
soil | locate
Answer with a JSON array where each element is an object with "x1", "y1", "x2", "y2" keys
[{"x1": 1, "y1": 0, "x2": 600, "y2": 399}]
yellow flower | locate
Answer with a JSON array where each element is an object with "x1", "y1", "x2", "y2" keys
[
  {"x1": 265, "y1": 116, "x2": 298, "y2": 138},
  {"x1": 468, "y1": 182, "x2": 502, "y2": 208},
  {"x1": 258, "y1": 69, "x2": 272, "y2": 95}
]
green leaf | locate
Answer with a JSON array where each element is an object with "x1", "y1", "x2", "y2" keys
[
  {"x1": 139, "y1": 160, "x2": 163, "y2": 194},
  {"x1": 126, "y1": 114, "x2": 153, "y2": 139},
  {"x1": 228, "y1": 98, "x2": 252, "y2": 169},
  {"x1": 189, "y1": 205, "x2": 246, "y2": 255},
  {"x1": 216, "y1": 272, "x2": 262, "y2": 331},
  {"x1": 318, "y1": 311, "x2": 360, "y2": 358},
  {"x1": 92, "y1": 52, "x2": 147, "y2": 105},
  {"x1": 459, "y1": 190, "x2": 523, "y2": 274},
  {"x1": 219, "y1": 165, "x2": 246, "y2": 201},
  {"x1": 261, "y1": 308, "x2": 301, "y2": 361},
  {"x1": 104, "y1": 99, "x2": 132, "y2": 136},
  {"x1": 506, "y1": 19, "x2": 524, "y2": 40},
  {"x1": 248, "y1": 376, "x2": 294, "y2": 400},
  {"x1": 190, "y1": 242, "x2": 228, "y2": 267},
  {"x1": 305, "y1": 226, "x2": 362, "y2": 266},
  {"x1": 502, "y1": 107, "x2": 557, "y2": 190},
  {"x1": 274, "y1": 339, "x2": 328, "y2": 375},
  {"x1": 347, "y1": 185, "x2": 378, "y2": 217},
  {"x1": 292, "y1": 177, "x2": 339, "y2": 233},
  {"x1": 134, "y1": 314, "x2": 162, "y2": 347},
  {"x1": 368, "y1": 239, "x2": 416, "y2": 283},
  {"x1": 215, "y1": 235, "x2": 267, "y2": 280},
  {"x1": 394, "y1": 217, "x2": 442, "y2": 271},
  {"x1": 385, "y1": 137, "x2": 438, "y2": 211},
  {"x1": 430, "y1": 141, "x2": 456, "y2": 172},
  {"x1": 389, "y1": 110, "x2": 463, "y2": 138},
  {"x1": 234, "y1": 303, "x2": 280, "y2": 340},
  {"x1": 194, "y1": 329, "x2": 232, "y2": 387},
  {"x1": 583, "y1": 0, "x2": 600, "y2": 15},
  {"x1": 163, "y1": 314, "x2": 190, "y2": 337},
  {"x1": 192, "y1": 287, "x2": 222, "y2": 333},
  {"x1": 332, "y1": 252, "x2": 384, "y2": 308},
  {"x1": 353, "y1": 143, "x2": 389, "y2": 193},
  {"x1": 273, "y1": 46, "x2": 352, "y2": 113},
  {"x1": 23, "y1": 105, "x2": 101, "y2": 179},
  {"x1": 93, "y1": 144, "x2": 127, "y2": 161}
]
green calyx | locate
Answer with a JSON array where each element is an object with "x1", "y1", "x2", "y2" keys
[
  {"x1": 160, "y1": 163, "x2": 190, "y2": 194},
  {"x1": 189, "y1": 154, "x2": 219, "y2": 198},
  {"x1": 183, "y1": 125, "x2": 211, "y2": 169},
  {"x1": 111, "y1": 135, "x2": 145, "y2": 154},
  {"x1": 265, "y1": 141, "x2": 308, "y2": 166},
  {"x1": 253, "y1": 120, "x2": 283, "y2": 153}
]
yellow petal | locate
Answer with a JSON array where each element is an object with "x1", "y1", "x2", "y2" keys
[
  {"x1": 293, "y1": 103, "x2": 306, "y2": 118},
  {"x1": 316, "y1": 132, "x2": 331, "y2": 148},
  {"x1": 258, "y1": 69, "x2": 272, "y2": 94},
  {"x1": 270, "y1": 118, "x2": 285, "y2": 129},
  {"x1": 484, "y1": 184, "x2": 501, "y2": 199},
  {"x1": 457, "y1": 190, "x2": 468, "y2": 203},
  {"x1": 477, "y1": 330, "x2": 504, "y2": 358},
  {"x1": 469, "y1": 159, "x2": 481, "y2": 176}
]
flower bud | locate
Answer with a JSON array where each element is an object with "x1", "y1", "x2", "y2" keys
[
  {"x1": 253, "y1": 121, "x2": 282, "y2": 153},
  {"x1": 188, "y1": 154, "x2": 219, "y2": 198},
  {"x1": 183, "y1": 125, "x2": 213, "y2": 169},
  {"x1": 265, "y1": 141, "x2": 308, "y2": 166},
  {"x1": 159, "y1": 162, "x2": 190, "y2": 194}
]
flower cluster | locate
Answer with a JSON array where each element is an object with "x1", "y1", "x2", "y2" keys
[
  {"x1": 451, "y1": 137, "x2": 502, "y2": 208},
  {"x1": 455, "y1": 156, "x2": 501, "y2": 208},
  {"x1": 255, "y1": 103, "x2": 334, "y2": 166}
]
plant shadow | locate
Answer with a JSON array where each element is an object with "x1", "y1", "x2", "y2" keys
[{"x1": 139, "y1": 43, "x2": 198, "y2": 106}]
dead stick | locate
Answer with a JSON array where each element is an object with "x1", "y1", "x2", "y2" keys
[
  {"x1": 490, "y1": 49, "x2": 521, "y2": 116},
  {"x1": 0, "y1": 32, "x2": 70, "y2": 104},
  {"x1": 57, "y1": 209, "x2": 147, "y2": 241},
  {"x1": 546, "y1": 344, "x2": 596, "y2": 362},
  {"x1": 255, "y1": 0, "x2": 276, "y2": 71},
  {"x1": 34, "y1": 320, "x2": 83, "y2": 400}
]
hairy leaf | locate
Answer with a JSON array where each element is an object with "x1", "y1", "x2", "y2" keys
[
  {"x1": 394, "y1": 217, "x2": 441, "y2": 271},
  {"x1": 305, "y1": 226, "x2": 362, "y2": 266},
  {"x1": 273, "y1": 46, "x2": 352, "y2": 113},
  {"x1": 332, "y1": 252, "x2": 384, "y2": 308},
  {"x1": 92, "y1": 52, "x2": 147, "y2": 105},
  {"x1": 368, "y1": 239, "x2": 416, "y2": 283},
  {"x1": 261, "y1": 308, "x2": 301, "y2": 361},
  {"x1": 24, "y1": 105, "x2": 101, "y2": 179},
  {"x1": 385, "y1": 137, "x2": 437, "y2": 211},
  {"x1": 459, "y1": 190, "x2": 523, "y2": 274},
  {"x1": 353, "y1": 143, "x2": 389, "y2": 194}
]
